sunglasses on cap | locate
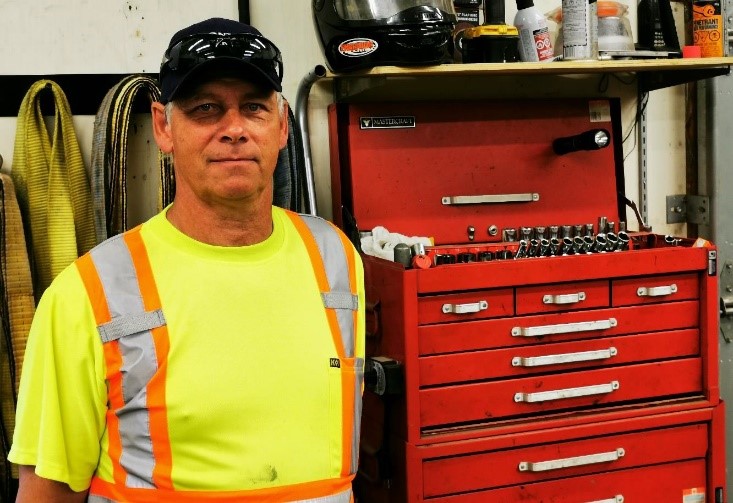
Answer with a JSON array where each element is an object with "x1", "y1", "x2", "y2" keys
[{"x1": 161, "y1": 32, "x2": 283, "y2": 86}]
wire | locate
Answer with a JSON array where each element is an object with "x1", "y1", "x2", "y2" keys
[{"x1": 622, "y1": 91, "x2": 649, "y2": 163}]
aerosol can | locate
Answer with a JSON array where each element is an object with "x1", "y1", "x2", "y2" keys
[
  {"x1": 513, "y1": 0, "x2": 554, "y2": 61},
  {"x1": 562, "y1": 0, "x2": 599, "y2": 59}
]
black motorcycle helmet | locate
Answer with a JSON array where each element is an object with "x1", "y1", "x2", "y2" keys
[{"x1": 312, "y1": 0, "x2": 457, "y2": 72}]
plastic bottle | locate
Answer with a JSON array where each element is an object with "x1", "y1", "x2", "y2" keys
[{"x1": 513, "y1": 0, "x2": 555, "y2": 61}]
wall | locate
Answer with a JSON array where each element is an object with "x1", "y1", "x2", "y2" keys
[
  {"x1": 0, "y1": 0, "x2": 689, "y2": 235},
  {"x1": 0, "y1": 0, "x2": 239, "y2": 226}
]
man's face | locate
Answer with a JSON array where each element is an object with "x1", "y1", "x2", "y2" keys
[{"x1": 152, "y1": 77, "x2": 288, "y2": 209}]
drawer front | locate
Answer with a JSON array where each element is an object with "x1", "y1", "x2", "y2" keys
[
  {"x1": 612, "y1": 272, "x2": 699, "y2": 307},
  {"x1": 422, "y1": 422, "x2": 708, "y2": 497},
  {"x1": 420, "y1": 359, "x2": 702, "y2": 428},
  {"x1": 516, "y1": 280, "x2": 610, "y2": 315},
  {"x1": 419, "y1": 329, "x2": 699, "y2": 386},
  {"x1": 417, "y1": 288, "x2": 514, "y2": 325},
  {"x1": 433, "y1": 460, "x2": 707, "y2": 502},
  {"x1": 419, "y1": 301, "x2": 699, "y2": 355}
]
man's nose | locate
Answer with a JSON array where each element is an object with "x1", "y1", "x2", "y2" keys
[{"x1": 221, "y1": 109, "x2": 248, "y2": 143}]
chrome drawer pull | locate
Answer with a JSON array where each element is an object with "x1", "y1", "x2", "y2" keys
[
  {"x1": 542, "y1": 292, "x2": 586, "y2": 304},
  {"x1": 514, "y1": 381, "x2": 619, "y2": 403},
  {"x1": 518, "y1": 447, "x2": 625, "y2": 472},
  {"x1": 586, "y1": 496, "x2": 624, "y2": 503},
  {"x1": 512, "y1": 347, "x2": 617, "y2": 367},
  {"x1": 441, "y1": 193, "x2": 540, "y2": 205},
  {"x1": 637, "y1": 284, "x2": 677, "y2": 297},
  {"x1": 442, "y1": 300, "x2": 488, "y2": 314},
  {"x1": 512, "y1": 318, "x2": 617, "y2": 337}
]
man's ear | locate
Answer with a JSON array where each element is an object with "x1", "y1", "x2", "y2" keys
[
  {"x1": 279, "y1": 101, "x2": 289, "y2": 150},
  {"x1": 151, "y1": 102, "x2": 174, "y2": 154}
]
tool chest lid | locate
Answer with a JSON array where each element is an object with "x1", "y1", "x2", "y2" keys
[{"x1": 330, "y1": 98, "x2": 626, "y2": 246}]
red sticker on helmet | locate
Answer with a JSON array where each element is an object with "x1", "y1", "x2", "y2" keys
[{"x1": 338, "y1": 38, "x2": 379, "y2": 57}]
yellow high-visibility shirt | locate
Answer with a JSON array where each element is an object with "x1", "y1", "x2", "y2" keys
[{"x1": 9, "y1": 206, "x2": 365, "y2": 492}]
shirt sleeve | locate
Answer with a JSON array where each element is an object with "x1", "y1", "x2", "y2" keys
[{"x1": 8, "y1": 263, "x2": 108, "y2": 492}]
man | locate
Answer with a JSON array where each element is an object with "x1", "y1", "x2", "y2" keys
[{"x1": 9, "y1": 18, "x2": 365, "y2": 502}]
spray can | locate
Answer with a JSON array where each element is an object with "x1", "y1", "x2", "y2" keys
[
  {"x1": 562, "y1": 0, "x2": 599, "y2": 60},
  {"x1": 513, "y1": 0, "x2": 555, "y2": 61},
  {"x1": 693, "y1": 0, "x2": 723, "y2": 57}
]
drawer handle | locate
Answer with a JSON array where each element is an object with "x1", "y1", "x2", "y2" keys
[
  {"x1": 586, "y1": 496, "x2": 624, "y2": 503},
  {"x1": 518, "y1": 447, "x2": 625, "y2": 472},
  {"x1": 512, "y1": 318, "x2": 617, "y2": 337},
  {"x1": 512, "y1": 347, "x2": 618, "y2": 367},
  {"x1": 637, "y1": 284, "x2": 677, "y2": 297},
  {"x1": 441, "y1": 193, "x2": 540, "y2": 205},
  {"x1": 542, "y1": 292, "x2": 586, "y2": 305},
  {"x1": 442, "y1": 300, "x2": 488, "y2": 314},
  {"x1": 514, "y1": 381, "x2": 619, "y2": 403}
]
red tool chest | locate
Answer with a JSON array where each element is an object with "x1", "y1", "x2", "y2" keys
[{"x1": 328, "y1": 98, "x2": 725, "y2": 502}]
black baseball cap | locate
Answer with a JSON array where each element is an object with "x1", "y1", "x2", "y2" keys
[{"x1": 159, "y1": 17, "x2": 283, "y2": 103}]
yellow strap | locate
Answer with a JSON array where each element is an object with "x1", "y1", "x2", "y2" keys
[
  {"x1": 11, "y1": 80, "x2": 96, "y2": 296},
  {"x1": 91, "y1": 75, "x2": 175, "y2": 241},
  {"x1": 0, "y1": 174, "x2": 35, "y2": 480}
]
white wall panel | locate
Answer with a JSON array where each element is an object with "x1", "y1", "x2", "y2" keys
[{"x1": 0, "y1": 0, "x2": 237, "y2": 74}]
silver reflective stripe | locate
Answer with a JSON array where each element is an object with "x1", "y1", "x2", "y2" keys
[
  {"x1": 98, "y1": 309, "x2": 166, "y2": 343},
  {"x1": 321, "y1": 291, "x2": 359, "y2": 310},
  {"x1": 352, "y1": 357, "x2": 364, "y2": 473},
  {"x1": 89, "y1": 235, "x2": 159, "y2": 489},
  {"x1": 87, "y1": 496, "x2": 114, "y2": 503},
  {"x1": 298, "y1": 486, "x2": 353, "y2": 503},
  {"x1": 87, "y1": 487, "x2": 353, "y2": 503},
  {"x1": 299, "y1": 215, "x2": 357, "y2": 358}
]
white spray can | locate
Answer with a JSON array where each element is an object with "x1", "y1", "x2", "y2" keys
[
  {"x1": 562, "y1": 0, "x2": 599, "y2": 60},
  {"x1": 513, "y1": 0, "x2": 555, "y2": 61}
]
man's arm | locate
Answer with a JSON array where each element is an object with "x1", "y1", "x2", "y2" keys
[{"x1": 16, "y1": 465, "x2": 88, "y2": 503}]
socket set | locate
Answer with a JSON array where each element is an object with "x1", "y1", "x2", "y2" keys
[{"x1": 390, "y1": 217, "x2": 693, "y2": 269}]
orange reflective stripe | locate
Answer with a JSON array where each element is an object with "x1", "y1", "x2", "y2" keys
[
  {"x1": 103, "y1": 343, "x2": 126, "y2": 486},
  {"x1": 341, "y1": 360, "x2": 356, "y2": 478},
  {"x1": 90, "y1": 474, "x2": 354, "y2": 502},
  {"x1": 285, "y1": 211, "x2": 345, "y2": 358},
  {"x1": 76, "y1": 253, "x2": 111, "y2": 325},
  {"x1": 76, "y1": 253, "x2": 125, "y2": 485},
  {"x1": 123, "y1": 228, "x2": 174, "y2": 490},
  {"x1": 331, "y1": 222, "x2": 359, "y2": 477}
]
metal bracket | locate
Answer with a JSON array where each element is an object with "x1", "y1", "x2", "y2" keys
[
  {"x1": 666, "y1": 194, "x2": 710, "y2": 225},
  {"x1": 720, "y1": 261, "x2": 733, "y2": 343}
]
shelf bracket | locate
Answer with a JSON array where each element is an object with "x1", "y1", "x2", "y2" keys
[
  {"x1": 666, "y1": 194, "x2": 710, "y2": 225},
  {"x1": 639, "y1": 67, "x2": 731, "y2": 93}
]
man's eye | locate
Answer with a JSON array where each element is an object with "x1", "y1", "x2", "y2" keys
[
  {"x1": 246, "y1": 103, "x2": 264, "y2": 112},
  {"x1": 197, "y1": 103, "x2": 215, "y2": 112}
]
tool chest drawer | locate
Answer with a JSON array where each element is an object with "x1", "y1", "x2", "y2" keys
[
  {"x1": 432, "y1": 461, "x2": 707, "y2": 502},
  {"x1": 419, "y1": 359, "x2": 702, "y2": 428},
  {"x1": 418, "y1": 301, "x2": 699, "y2": 355},
  {"x1": 419, "y1": 328, "x2": 699, "y2": 385},
  {"x1": 516, "y1": 279, "x2": 609, "y2": 315},
  {"x1": 416, "y1": 288, "x2": 513, "y2": 324},
  {"x1": 422, "y1": 422, "x2": 708, "y2": 498},
  {"x1": 612, "y1": 272, "x2": 699, "y2": 306}
]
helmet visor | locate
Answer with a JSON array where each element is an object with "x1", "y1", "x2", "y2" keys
[{"x1": 335, "y1": 0, "x2": 455, "y2": 21}]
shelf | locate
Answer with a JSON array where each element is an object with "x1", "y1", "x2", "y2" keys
[
  {"x1": 327, "y1": 57, "x2": 733, "y2": 78},
  {"x1": 325, "y1": 57, "x2": 733, "y2": 97}
]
